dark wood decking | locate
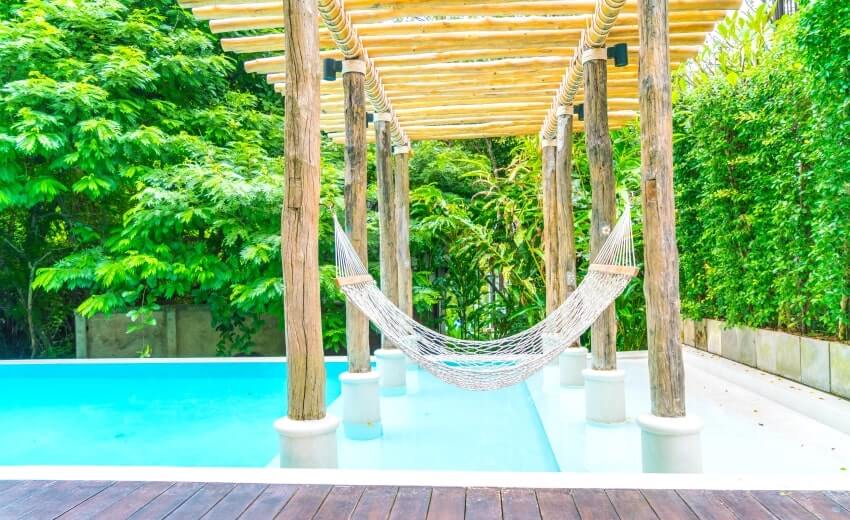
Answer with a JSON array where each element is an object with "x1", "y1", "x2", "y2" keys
[{"x1": 0, "y1": 481, "x2": 847, "y2": 519}]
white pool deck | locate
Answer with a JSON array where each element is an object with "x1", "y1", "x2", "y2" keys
[{"x1": 2, "y1": 347, "x2": 850, "y2": 490}]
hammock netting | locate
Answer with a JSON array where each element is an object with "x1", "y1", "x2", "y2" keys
[{"x1": 334, "y1": 206, "x2": 638, "y2": 390}]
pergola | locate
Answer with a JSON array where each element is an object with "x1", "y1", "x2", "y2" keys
[{"x1": 181, "y1": 0, "x2": 736, "y2": 471}]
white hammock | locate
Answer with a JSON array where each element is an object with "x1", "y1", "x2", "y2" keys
[{"x1": 334, "y1": 206, "x2": 638, "y2": 390}]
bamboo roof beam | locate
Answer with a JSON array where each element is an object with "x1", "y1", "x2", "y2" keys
[
  {"x1": 192, "y1": 0, "x2": 740, "y2": 20},
  {"x1": 222, "y1": 29, "x2": 710, "y2": 55},
  {"x1": 246, "y1": 46, "x2": 698, "y2": 74},
  {"x1": 207, "y1": 10, "x2": 728, "y2": 34}
]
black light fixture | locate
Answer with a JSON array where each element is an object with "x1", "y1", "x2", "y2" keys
[
  {"x1": 575, "y1": 104, "x2": 585, "y2": 121},
  {"x1": 607, "y1": 43, "x2": 628, "y2": 67},
  {"x1": 366, "y1": 113, "x2": 374, "y2": 124},
  {"x1": 322, "y1": 58, "x2": 342, "y2": 81}
]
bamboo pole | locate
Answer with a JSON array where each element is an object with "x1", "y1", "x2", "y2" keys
[
  {"x1": 222, "y1": 30, "x2": 708, "y2": 55},
  {"x1": 282, "y1": 0, "x2": 325, "y2": 421},
  {"x1": 394, "y1": 146, "x2": 413, "y2": 319},
  {"x1": 639, "y1": 0, "x2": 686, "y2": 417},
  {"x1": 375, "y1": 117, "x2": 399, "y2": 349},
  {"x1": 555, "y1": 107, "x2": 578, "y2": 307},
  {"x1": 585, "y1": 50, "x2": 618, "y2": 371},
  {"x1": 192, "y1": 0, "x2": 741, "y2": 20},
  {"x1": 343, "y1": 60, "x2": 371, "y2": 374},
  {"x1": 542, "y1": 141, "x2": 560, "y2": 315},
  {"x1": 208, "y1": 12, "x2": 725, "y2": 34},
  {"x1": 246, "y1": 46, "x2": 698, "y2": 73}
]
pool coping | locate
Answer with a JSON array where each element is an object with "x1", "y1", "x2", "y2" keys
[
  {"x1": 0, "y1": 466, "x2": 848, "y2": 491},
  {"x1": 0, "y1": 355, "x2": 350, "y2": 365}
]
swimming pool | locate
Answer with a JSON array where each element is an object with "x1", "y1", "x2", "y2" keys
[
  {"x1": 0, "y1": 359, "x2": 556, "y2": 471},
  {"x1": 3, "y1": 351, "x2": 850, "y2": 474}
]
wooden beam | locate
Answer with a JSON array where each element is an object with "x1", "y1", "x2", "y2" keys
[
  {"x1": 343, "y1": 62, "x2": 371, "y2": 374},
  {"x1": 282, "y1": 0, "x2": 325, "y2": 421},
  {"x1": 375, "y1": 117, "x2": 399, "y2": 349},
  {"x1": 247, "y1": 46, "x2": 698, "y2": 73},
  {"x1": 639, "y1": 0, "x2": 686, "y2": 417},
  {"x1": 542, "y1": 141, "x2": 560, "y2": 315},
  {"x1": 208, "y1": 11, "x2": 726, "y2": 34},
  {"x1": 585, "y1": 52, "x2": 618, "y2": 371},
  {"x1": 192, "y1": 1, "x2": 741, "y2": 20},
  {"x1": 394, "y1": 148, "x2": 413, "y2": 319}
]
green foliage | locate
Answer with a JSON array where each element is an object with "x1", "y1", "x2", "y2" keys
[{"x1": 675, "y1": 3, "x2": 850, "y2": 339}]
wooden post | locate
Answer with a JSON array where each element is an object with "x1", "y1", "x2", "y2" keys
[
  {"x1": 343, "y1": 59, "x2": 370, "y2": 373},
  {"x1": 584, "y1": 48, "x2": 618, "y2": 371},
  {"x1": 555, "y1": 106, "x2": 578, "y2": 304},
  {"x1": 375, "y1": 115, "x2": 399, "y2": 348},
  {"x1": 394, "y1": 145, "x2": 413, "y2": 318},
  {"x1": 282, "y1": 0, "x2": 325, "y2": 421},
  {"x1": 639, "y1": 0, "x2": 686, "y2": 417},
  {"x1": 541, "y1": 140, "x2": 560, "y2": 315}
]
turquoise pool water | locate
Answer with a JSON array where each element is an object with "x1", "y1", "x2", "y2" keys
[{"x1": 0, "y1": 361, "x2": 557, "y2": 471}]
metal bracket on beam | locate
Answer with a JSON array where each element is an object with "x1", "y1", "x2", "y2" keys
[{"x1": 342, "y1": 59, "x2": 366, "y2": 75}]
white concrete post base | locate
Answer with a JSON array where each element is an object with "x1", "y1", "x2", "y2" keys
[
  {"x1": 560, "y1": 347, "x2": 588, "y2": 387},
  {"x1": 637, "y1": 413, "x2": 704, "y2": 473},
  {"x1": 273, "y1": 414, "x2": 340, "y2": 469},
  {"x1": 340, "y1": 371, "x2": 383, "y2": 440},
  {"x1": 582, "y1": 368, "x2": 626, "y2": 423},
  {"x1": 542, "y1": 333, "x2": 569, "y2": 367},
  {"x1": 375, "y1": 348, "x2": 407, "y2": 396}
]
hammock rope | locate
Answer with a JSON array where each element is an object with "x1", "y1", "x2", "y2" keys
[{"x1": 334, "y1": 205, "x2": 638, "y2": 390}]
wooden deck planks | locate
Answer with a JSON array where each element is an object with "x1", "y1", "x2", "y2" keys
[
  {"x1": 3, "y1": 480, "x2": 847, "y2": 520},
  {"x1": 788, "y1": 491, "x2": 850, "y2": 520},
  {"x1": 351, "y1": 485, "x2": 399, "y2": 520},
  {"x1": 274, "y1": 484, "x2": 332, "y2": 520},
  {"x1": 535, "y1": 489, "x2": 580, "y2": 520},
  {"x1": 606, "y1": 489, "x2": 659, "y2": 519},
  {"x1": 238, "y1": 484, "x2": 298, "y2": 519},
  {"x1": 677, "y1": 490, "x2": 737, "y2": 520},
  {"x1": 572, "y1": 488, "x2": 619, "y2": 520},
  {"x1": 58, "y1": 481, "x2": 146, "y2": 519},
  {"x1": 427, "y1": 487, "x2": 466, "y2": 520},
  {"x1": 390, "y1": 486, "x2": 432, "y2": 520},
  {"x1": 501, "y1": 488, "x2": 541, "y2": 520},
  {"x1": 642, "y1": 489, "x2": 698, "y2": 519},
  {"x1": 201, "y1": 482, "x2": 268, "y2": 519},
  {"x1": 751, "y1": 491, "x2": 819, "y2": 520},
  {"x1": 466, "y1": 487, "x2": 502, "y2": 520},
  {"x1": 314, "y1": 485, "x2": 365, "y2": 520},
  {"x1": 127, "y1": 481, "x2": 205, "y2": 519},
  {"x1": 7, "y1": 480, "x2": 111, "y2": 519},
  {"x1": 712, "y1": 490, "x2": 776, "y2": 519},
  {"x1": 164, "y1": 482, "x2": 236, "y2": 518}
]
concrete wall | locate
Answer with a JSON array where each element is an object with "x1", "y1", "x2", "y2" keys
[
  {"x1": 683, "y1": 318, "x2": 850, "y2": 400},
  {"x1": 75, "y1": 305, "x2": 284, "y2": 358}
]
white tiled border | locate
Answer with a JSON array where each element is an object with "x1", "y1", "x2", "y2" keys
[
  {"x1": 1, "y1": 466, "x2": 848, "y2": 491},
  {"x1": 0, "y1": 356, "x2": 349, "y2": 365}
]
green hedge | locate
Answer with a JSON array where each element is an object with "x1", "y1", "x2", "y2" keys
[{"x1": 674, "y1": 3, "x2": 850, "y2": 340}]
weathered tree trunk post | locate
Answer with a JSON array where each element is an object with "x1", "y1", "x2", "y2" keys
[
  {"x1": 338, "y1": 59, "x2": 382, "y2": 440},
  {"x1": 541, "y1": 140, "x2": 560, "y2": 316},
  {"x1": 541, "y1": 139, "x2": 563, "y2": 368},
  {"x1": 374, "y1": 114, "x2": 407, "y2": 395},
  {"x1": 393, "y1": 145, "x2": 413, "y2": 319},
  {"x1": 555, "y1": 105, "x2": 588, "y2": 387},
  {"x1": 274, "y1": 0, "x2": 338, "y2": 468},
  {"x1": 635, "y1": 0, "x2": 703, "y2": 473},
  {"x1": 555, "y1": 106, "x2": 578, "y2": 306},
  {"x1": 581, "y1": 47, "x2": 626, "y2": 423},
  {"x1": 342, "y1": 60, "x2": 370, "y2": 374}
]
